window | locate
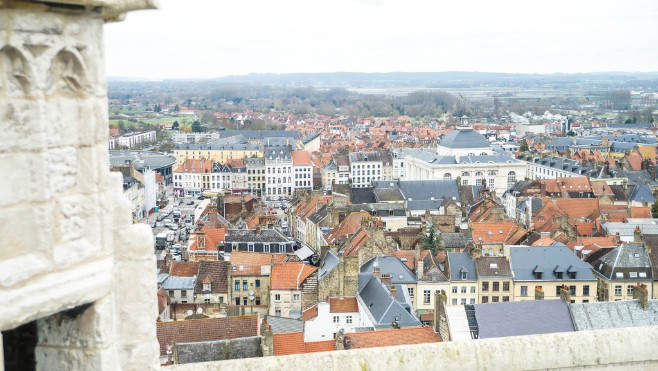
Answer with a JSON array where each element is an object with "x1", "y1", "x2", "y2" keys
[
  {"x1": 507, "y1": 171, "x2": 516, "y2": 188},
  {"x1": 181, "y1": 290, "x2": 187, "y2": 297},
  {"x1": 243, "y1": 297, "x2": 248, "y2": 305},
  {"x1": 255, "y1": 297, "x2": 261, "y2": 305},
  {"x1": 443, "y1": 173, "x2": 452, "y2": 180},
  {"x1": 452, "y1": 286, "x2": 458, "y2": 294},
  {"x1": 470, "y1": 298, "x2": 475, "y2": 305},
  {"x1": 333, "y1": 316, "x2": 340, "y2": 324},
  {"x1": 275, "y1": 294, "x2": 281, "y2": 302},
  {"x1": 451, "y1": 299, "x2": 458, "y2": 305},
  {"x1": 423, "y1": 290, "x2": 431, "y2": 304},
  {"x1": 492, "y1": 282, "x2": 499, "y2": 292},
  {"x1": 583, "y1": 285, "x2": 589, "y2": 296},
  {"x1": 243, "y1": 280, "x2": 248, "y2": 291},
  {"x1": 569, "y1": 272, "x2": 576, "y2": 279},
  {"x1": 555, "y1": 286, "x2": 562, "y2": 296},
  {"x1": 255, "y1": 279, "x2": 261, "y2": 288},
  {"x1": 235, "y1": 298, "x2": 240, "y2": 305},
  {"x1": 461, "y1": 299, "x2": 467, "y2": 305},
  {"x1": 408, "y1": 287, "x2": 414, "y2": 297},
  {"x1": 168, "y1": 290, "x2": 174, "y2": 297},
  {"x1": 482, "y1": 282, "x2": 490, "y2": 292},
  {"x1": 293, "y1": 294, "x2": 300, "y2": 302},
  {"x1": 555, "y1": 272, "x2": 563, "y2": 279},
  {"x1": 492, "y1": 296, "x2": 499, "y2": 303},
  {"x1": 502, "y1": 296, "x2": 509, "y2": 302},
  {"x1": 461, "y1": 286, "x2": 467, "y2": 294},
  {"x1": 482, "y1": 296, "x2": 489, "y2": 303},
  {"x1": 521, "y1": 286, "x2": 528, "y2": 296},
  {"x1": 234, "y1": 280, "x2": 240, "y2": 291},
  {"x1": 503, "y1": 282, "x2": 510, "y2": 291},
  {"x1": 569, "y1": 286, "x2": 576, "y2": 296},
  {"x1": 460, "y1": 271, "x2": 467, "y2": 280},
  {"x1": 346, "y1": 316, "x2": 353, "y2": 324},
  {"x1": 203, "y1": 283, "x2": 211, "y2": 291},
  {"x1": 470, "y1": 286, "x2": 476, "y2": 294},
  {"x1": 614, "y1": 285, "x2": 622, "y2": 296},
  {"x1": 275, "y1": 308, "x2": 281, "y2": 316},
  {"x1": 627, "y1": 286, "x2": 634, "y2": 295},
  {"x1": 462, "y1": 179, "x2": 468, "y2": 186}
]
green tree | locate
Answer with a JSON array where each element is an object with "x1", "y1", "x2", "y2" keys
[
  {"x1": 421, "y1": 225, "x2": 443, "y2": 255},
  {"x1": 173, "y1": 104, "x2": 180, "y2": 112},
  {"x1": 154, "y1": 103, "x2": 161, "y2": 113},
  {"x1": 172, "y1": 121, "x2": 179, "y2": 130},
  {"x1": 191, "y1": 120, "x2": 203, "y2": 133},
  {"x1": 566, "y1": 130, "x2": 576, "y2": 137},
  {"x1": 519, "y1": 140, "x2": 529, "y2": 152},
  {"x1": 652, "y1": 200, "x2": 658, "y2": 218}
]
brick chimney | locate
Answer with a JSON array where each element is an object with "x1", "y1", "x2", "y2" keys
[
  {"x1": 373, "y1": 262, "x2": 381, "y2": 279},
  {"x1": 196, "y1": 230, "x2": 206, "y2": 251},
  {"x1": 381, "y1": 274, "x2": 392, "y2": 286},
  {"x1": 335, "y1": 329, "x2": 345, "y2": 350},
  {"x1": 389, "y1": 285, "x2": 397, "y2": 298},
  {"x1": 633, "y1": 283, "x2": 649, "y2": 310},
  {"x1": 260, "y1": 320, "x2": 274, "y2": 357},
  {"x1": 535, "y1": 286, "x2": 544, "y2": 300}
]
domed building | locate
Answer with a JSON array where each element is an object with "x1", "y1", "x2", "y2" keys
[{"x1": 403, "y1": 127, "x2": 527, "y2": 197}]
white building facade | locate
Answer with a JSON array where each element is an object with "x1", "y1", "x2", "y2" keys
[
  {"x1": 349, "y1": 151, "x2": 384, "y2": 188},
  {"x1": 265, "y1": 146, "x2": 293, "y2": 199}
]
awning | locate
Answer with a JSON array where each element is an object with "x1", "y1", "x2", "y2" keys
[{"x1": 294, "y1": 245, "x2": 315, "y2": 260}]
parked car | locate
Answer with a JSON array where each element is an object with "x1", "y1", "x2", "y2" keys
[{"x1": 187, "y1": 200, "x2": 194, "y2": 205}]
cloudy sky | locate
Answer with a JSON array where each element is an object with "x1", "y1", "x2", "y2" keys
[{"x1": 104, "y1": 0, "x2": 658, "y2": 80}]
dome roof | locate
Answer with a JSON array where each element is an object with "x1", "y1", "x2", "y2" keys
[{"x1": 439, "y1": 127, "x2": 490, "y2": 149}]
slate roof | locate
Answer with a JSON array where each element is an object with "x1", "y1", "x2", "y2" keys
[
  {"x1": 472, "y1": 300, "x2": 575, "y2": 339},
  {"x1": 623, "y1": 170, "x2": 658, "y2": 188},
  {"x1": 591, "y1": 243, "x2": 652, "y2": 281},
  {"x1": 343, "y1": 327, "x2": 440, "y2": 349},
  {"x1": 348, "y1": 151, "x2": 383, "y2": 163},
  {"x1": 643, "y1": 234, "x2": 658, "y2": 281},
  {"x1": 220, "y1": 130, "x2": 299, "y2": 140},
  {"x1": 447, "y1": 252, "x2": 477, "y2": 281},
  {"x1": 351, "y1": 187, "x2": 376, "y2": 204},
  {"x1": 318, "y1": 251, "x2": 339, "y2": 281},
  {"x1": 194, "y1": 260, "x2": 229, "y2": 294},
  {"x1": 629, "y1": 184, "x2": 656, "y2": 203},
  {"x1": 156, "y1": 315, "x2": 259, "y2": 355},
  {"x1": 109, "y1": 150, "x2": 177, "y2": 171},
  {"x1": 266, "y1": 316, "x2": 304, "y2": 334},
  {"x1": 358, "y1": 276, "x2": 420, "y2": 329},
  {"x1": 359, "y1": 256, "x2": 417, "y2": 291},
  {"x1": 603, "y1": 222, "x2": 658, "y2": 236},
  {"x1": 265, "y1": 146, "x2": 292, "y2": 161},
  {"x1": 458, "y1": 155, "x2": 523, "y2": 164},
  {"x1": 508, "y1": 246, "x2": 596, "y2": 282},
  {"x1": 225, "y1": 228, "x2": 289, "y2": 243},
  {"x1": 474, "y1": 257, "x2": 512, "y2": 277},
  {"x1": 570, "y1": 300, "x2": 658, "y2": 331},
  {"x1": 162, "y1": 276, "x2": 196, "y2": 290},
  {"x1": 442, "y1": 233, "x2": 470, "y2": 249},
  {"x1": 439, "y1": 128, "x2": 491, "y2": 149}
]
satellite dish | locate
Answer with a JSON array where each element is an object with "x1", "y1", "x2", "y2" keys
[
  {"x1": 249, "y1": 296, "x2": 255, "y2": 300},
  {"x1": 186, "y1": 310, "x2": 193, "y2": 316},
  {"x1": 197, "y1": 307, "x2": 203, "y2": 314},
  {"x1": 249, "y1": 290, "x2": 255, "y2": 295}
]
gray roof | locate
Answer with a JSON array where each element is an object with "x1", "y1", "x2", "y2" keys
[
  {"x1": 175, "y1": 135, "x2": 261, "y2": 151},
  {"x1": 374, "y1": 180, "x2": 460, "y2": 205},
  {"x1": 570, "y1": 300, "x2": 658, "y2": 331},
  {"x1": 623, "y1": 171, "x2": 658, "y2": 188},
  {"x1": 373, "y1": 188, "x2": 404, "y2": 202},
  {"x1": 458, "y1": 155, "x2": 523, "y2": 164},
  {"x1": 162, "y1": 276, "x2": 196, "y2": 290},
  {"x1": 448, "y1": 252, "x2": 477, "y2": 281},
  {"x1": 358, "y1": 276, "x2": 420, "y2": 328},
  {"x1": 266, "y1": 316, "x2": 304, "y2": 334},
  {"x1": 264, "y1": 146, "x2": 291, "y2": 161},
  {"x1": 442, "y1": 233, "x2": 469, "y2": 249},
  {"x1": 318, "y1": 251, "x2": 339, "y2": 281},
  {"x1": 359, "y1": 256, "x2": 417, "y2": 291},
  {"x1": 220, "y1": 130, "x2": 299, "y2": 140},
  {"x1": 509, "y1": 246, "x2": 596, "y2": 281},
  {"x1": 439, "y1": 128, "x2": 491, "y2": 149},
  {"x1": 630, "y1": 184, "x2": 656, "y2": 203},
  {"x1": 302, "y1": 132, "x2": 320, "y2": 144},
  {"x1": 225, "y1": 229, "x2": 289, "y2": 243},
  {"x1": 348, "y1": 151, "x2": 383, "y2": 163},
  {"x1": 472, "y1": 300, "x2": 575, "y2": 339},
  {"x1": 109, "y1": 150, "x2": 177, "y2": 171},
  {"x1": 411, "y1": 152, "x2": 457, "y2": 165},
  {"x1": 592, "y1": 243, "x2": 652, "y2": 281},
  {"x1": 603, "y1": 222, "x2": 658, "y2": 236}
]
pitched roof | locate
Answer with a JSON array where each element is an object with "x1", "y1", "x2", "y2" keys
[
  {"x1": 300, "y1": 305, "x2": 318, "y2": 321},
  {"x1": 270, "y1": 262, "x2": 318, "y2": 290},
  {"x1": 174, "y1": 158, "x2": 213, "y2": 174},
  {"x1": 229, "y1": 251, "x2": 288, "y2": 276},
  {"x1": 474, "y1": 256, "x2": 512, "y2": 277},
  {"x1": 447, "y1": 252, "x2": 477, "y2": 281},
  {"x1": 266, "y1": 316, "x2": 304, "y2": 334},
  {"x1": 273, "y1": 332, "x2": 335, "y2": 356},
  {"x1": 592, "y1": 243, "x2": 652, "y2": 280},
  {"x1": 194, "y1": 260, "x2": 229, "y2": 294},
  {"x1": 508, "y1": 245, "x2": 596, "y2": 281},
  {"x1": 343, "y1": 327, "x2": 440, "y2": 349},
  {"x1": 388, "y1": 250, "x2": 416, "y2": 270},
  {"x1": 438, "y1": 127, "x2": 490, "y2": 149},
  {"x1": 156, "y1": 315, "x2": 259, "y2": 355},
  {"x1": 324, "y1": 211, "x2": 370, "y2": 244},
  {"x1": 570, "y1": 299, "x2": 658, "y2": 331},
  {"x1": 470, "y1": 222, "x2": 527, "y2": 245},
  {"x1": 292, "y1": 150, "x2": 312, "y2": 166},
  {"x1": 329, "y1": 297, "x2": 359, "y2": 313},
  {"x1": 473, "y1": 300, "x2": 575, "y2": 339},
  {"x1": 169, "y1": 261, "x2": 200, "y2": 277}
]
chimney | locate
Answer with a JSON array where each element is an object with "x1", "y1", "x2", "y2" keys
[
  {"x1": 335, "y1": 329, "x2": 345, "y2": 350},
  {"x1": 416, "y1": 253, "x2": 424, "y2": 278},
  {"x1": 260, "y1": 321, "x2": 274, "y2": 357},
  {"x1": 372, "y1": 262, "x2": 381, "y2": 279},
  {"x1": 256, "y1": 225, "x2": 261, "y2": 235},
  {"x1": 634, "y1": 226, "x2": 643, "y2": 243},
  {"x1": 381, "y1": 274, "x2": 392, "y2": 286},
  {"x1": 535, "y1": 286, "x2": 544, "y2": 300},
  {"x1": 633, "y1": 283, "x2": 649, "y2": 310},
  {"x1": 559, "y1": 284, "x2": 571, "y2": 303},
  {"x1": 196, "y1": 230, "x2": 206, "y2": 251},
  {"x1": 389, "y1": 285, "x2": 397, "y2": 298}
]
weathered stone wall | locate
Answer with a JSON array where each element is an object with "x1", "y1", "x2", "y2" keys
[
  {"x1": 318, "y1": 255, "x2": 359, "y2": 301},
  {"x1": 174, "y1": 337, "x2": 262, "y2": 364},
  {"x1": 168, "y1": 326, "x2": 658, "y2": 371},
  {"x1": 0, "y1": 3, "x2": 158, "y2": 370}
]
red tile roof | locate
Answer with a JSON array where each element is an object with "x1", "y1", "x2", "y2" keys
[
  {"x1": 300, "y1": 305, "x2": 318, "y2": 321},
  {"x1": 343, "y1": 327, "x2": 440, "y2": 349},
  {"x1": 270, "y1": 262, "x2": 318, "y2": 290},
  {"x1": 325, "y1": 211, "x2": 370, "y2": 244},
  {"x1": 229, "y1": 251, "x2": 288, "y2": 276},
  {"x1": 329, "y1": 297, "x2": 359, "y2": 313},
  {"x1": 292, "y1": 150, "x2": 312, "y2": 166},
  {"x1": 470, "y1": 222, "x2": 527, "y2": 244},
  {"x1": 169, "y1": 261, "x2": 199, "y2": 277},
  {"x1": 174, "y1": 159, "x2": 213, "y2": 174},
  {"x1": 631, "y1": 207, "x2": 652, "y2": 219},
  {"x1": 156, "y1": 315, "x2": 259, "y2": 355},
  {"x1": 273, "y1": 332, "x2": 335, "y2": 356},
  {"x1": 389, "y1": 250, "x2": 416, "y2": 270}
]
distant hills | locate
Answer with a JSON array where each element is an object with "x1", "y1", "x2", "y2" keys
[{"x1": 108, "y1": 71, "x2": 658, "y2": 90}]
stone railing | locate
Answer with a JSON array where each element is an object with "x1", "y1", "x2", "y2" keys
[{"x1": 167, "y1": 326, "x2": 658, "y2": 370}]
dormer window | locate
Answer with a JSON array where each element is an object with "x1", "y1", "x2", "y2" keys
[
  {"x1": 555, "y1": 272, "x2": 563, "y2": 279},
  {"x1": 203, "y1": 282, "x2": 211, "y2": 291},
  {"x1": 569, "y1": 272, "x2": 576, "y2": 279}
]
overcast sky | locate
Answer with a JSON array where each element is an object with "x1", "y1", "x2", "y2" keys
[{"x1": 104, "y1": 0, "x2": 658, "y2": 80}]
